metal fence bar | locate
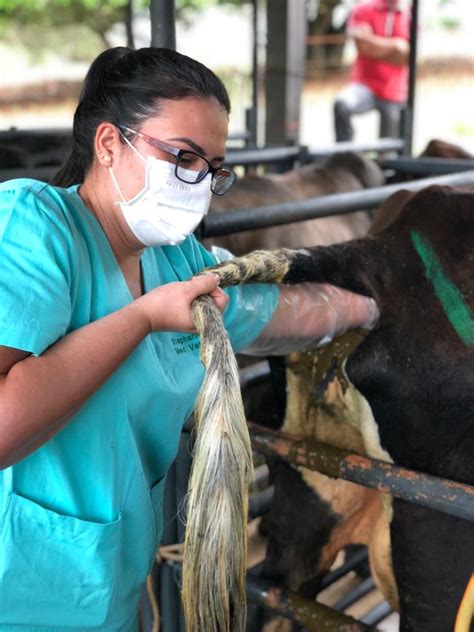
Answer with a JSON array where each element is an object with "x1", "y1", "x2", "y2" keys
[
  {"x1": 248, "y1": 485, "x2": 274, "y2": 519},
  {"x1": 246, "y1": 575, "x2": 377, "y2": 631},
  {"x1": 362, "y1": 601, "x2": 393, "y2": 627},
  {"x1": 0, "y1": 141, "x2": 404, "y2": 183},
  {"x1": 251, "y1": 463, "x2": 269, "y2": 488},
  {"x1": 248, "y1": 423, "x2": 474, "y2": 522},
  {"x1": 0, "y1": 128, "x2": 249, "y2": 145},
  {"x1": 202, "y1": 170, "x2": 474, "y2": 237},
  {"x1": 333, "y1": 577, "x2": 375, "y2": 611},
  {"x1": 319, "y1": 547, "x2": 369, "y2": 589},
  {"x1": 308, "y1": 137, "x2": 405, "y2": 159},
  {"x1": 0, "y1": 146, "x2": 302, "y2": 183},
  {"x1": 239, "y1": 360, "x2": 271, "y2": 389},
  {"x1": 0, "y1": 140, "x2": 433, "y2": 184},
  {"x1": 0, "y1": 132, "x2": 402, "y2": 158},
  {"x1": 0, "y1": 127, "x2": 72, "y2": 140},
  {"x1": 225, "y1": 144, "x2": 303, "y2": 167},
  {"x1": 380, "y1": 157, "x2": 474, "y2": 175},
  {"x1": 225, "y1": 138, "x2": 406, "y2": 167},
  {"x1": 227, "y1": 130, "x2": 252, "y2": 143}
]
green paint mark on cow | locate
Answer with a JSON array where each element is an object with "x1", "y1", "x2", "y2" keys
[{"x1": 410, "y1": 230, "x2": 474, "y2": 346}]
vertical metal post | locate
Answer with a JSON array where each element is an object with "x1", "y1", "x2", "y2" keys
[
  {"x1": 150, "y1": 0, "x2": 176, "y2": 49},
  {"x1": 158, "y1": 462, "x2": 181, "y2": 632},
  {"x1": 156, "y1": 429, "x2": 194, "y2": 632},
  {"x1": 173, "y1": 431, "x2": 193, "y2": 632},
  {"x1": 403, "y1": 0, "x2": 418, "y2": 156},
  {"x1": 248, "y1": 0, "x2": 259, "y2": 146},
  {"x1": 264, "y1": 0, "x2": 307, "y2": 145},
  {"x1": 125, "y1": 0, "x2": 135, "y2": 49}
]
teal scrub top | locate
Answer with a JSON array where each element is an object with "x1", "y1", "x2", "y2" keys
[{"x1": 0, "y1": 179, "x2": 279, "y2": 632}]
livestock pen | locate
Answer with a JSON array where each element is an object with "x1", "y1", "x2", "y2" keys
[
  {"x1": 150, "y1": 146, "x2": 474, "y2": 632},
  {"x1": 1, "y1": 0, "x2": 472, "y2": 629},
  {"x1": 1, "y1": 138, "x2": 472, "y2": 631}
]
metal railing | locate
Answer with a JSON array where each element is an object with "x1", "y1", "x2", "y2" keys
[
  {"x1": 201, "y1": 170, "x2": 474, "y2": 237},
  {"x1": 0, "y1": 138, "x2": 407, "y2": 184},
  {"x1": 249, "y1": 423, "x2": 474, "y2": 523},
  {"x1": 308, "y1": 137, "x2": 405, "y2": 160},
  {"x1": 380, "y1": 156, "x2": 474, "y2": 176}
]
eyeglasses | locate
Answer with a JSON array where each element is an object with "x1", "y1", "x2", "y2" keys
[{"x1": 118, "y1": 125, "x2": 236, "y2": 195}]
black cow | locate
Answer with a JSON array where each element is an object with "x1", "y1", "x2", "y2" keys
[{"x1": 208, "y1": 185, "x2": 474, "y2": 632}]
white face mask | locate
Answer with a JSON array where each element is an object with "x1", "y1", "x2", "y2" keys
[{"x1": 109, "y1": 139, "x2": 212, "y2": 247}]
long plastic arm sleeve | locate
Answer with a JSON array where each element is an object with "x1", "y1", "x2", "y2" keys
[{"x1": 243, "y1": 282, "x2": 380, "y2": 356}]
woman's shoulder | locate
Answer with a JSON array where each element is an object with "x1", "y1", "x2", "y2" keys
[
  {"x1": 0, "y1": 178, "x2": 77, "y2": 229},
  {"x1": 0, "y1": 177, "x2": 53, "y2": 197},
  {"x1": 0, "y1": 177, "x2": 71, "y2": 202}
]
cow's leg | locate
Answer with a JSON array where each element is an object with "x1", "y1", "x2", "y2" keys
[
  {"x1": 391, "y1": 499, "x2": 474, "y2": 632},
  {"x1": 207, "y1": 240, "x2": 380, "y2": 299},
  {"x1": 261, "y1": 459, "x2": 338, "y2": 596}
]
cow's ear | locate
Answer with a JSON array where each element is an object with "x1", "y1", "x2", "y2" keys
[{"x1": 369, "y1": 189, "x2": 414, "y2": 235}]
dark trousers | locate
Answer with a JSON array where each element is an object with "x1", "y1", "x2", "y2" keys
[{"x1": 334, "y1": 82, "x2": 404, "y2": 142}]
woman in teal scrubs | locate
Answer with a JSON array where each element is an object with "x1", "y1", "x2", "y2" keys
[{"x1": 0, "y1": 47, "x2": 378, "y2": 631}]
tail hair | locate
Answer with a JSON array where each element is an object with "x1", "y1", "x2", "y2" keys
[{"x1": 181, "y1": 294, "x2": 253, "y2": 632}]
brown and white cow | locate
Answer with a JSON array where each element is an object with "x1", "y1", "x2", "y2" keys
[
  {"x1": 208, "y1": 184, "x2": 474, "y2": 632},
  {"x1": 205, "y1": 151, "x2": 384, "y2": 255}
]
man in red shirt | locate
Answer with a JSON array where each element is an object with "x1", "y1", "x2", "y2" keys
[{"x1": 334, "y1": 0, "x2": 411, "y2": 142}]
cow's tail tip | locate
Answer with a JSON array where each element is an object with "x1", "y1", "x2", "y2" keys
[{"x1": 182, "y1": 294, "x2": 253, "y2": 632}]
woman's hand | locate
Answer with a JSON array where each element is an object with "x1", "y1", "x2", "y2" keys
[{"x1": 132, "y1": 274, "x2": 229, "y2": 333}]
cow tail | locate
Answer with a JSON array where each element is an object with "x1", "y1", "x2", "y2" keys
[{"x1": 181, "y1": 293, "x2": 253, "y2": 632}]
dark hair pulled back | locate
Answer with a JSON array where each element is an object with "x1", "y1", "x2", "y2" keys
[{"x1": 52, "y1": 47, "x2": 231, "y2": 187}]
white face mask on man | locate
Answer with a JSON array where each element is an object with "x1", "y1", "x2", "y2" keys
[{"x1": 109, "y1": 136, "x2": 212, "y2": 247}]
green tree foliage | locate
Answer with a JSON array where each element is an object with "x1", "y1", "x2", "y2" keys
[
  {"x1": 0, "y1": 0, "x2": 148, "y2": 48},
  {"x1": 0, "y1": 0, "x2": 250, "y2": 47}
]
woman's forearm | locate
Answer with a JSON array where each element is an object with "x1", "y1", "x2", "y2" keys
[
  {"x1": 243, "y1": 283, "x2": 379, "y2": 356},
  {"x1": 0, "y1": 302, "x2": 150, "y2": 468},
  {"x1": 0, "y1": 273, "x2": 225, "y2": 469}
]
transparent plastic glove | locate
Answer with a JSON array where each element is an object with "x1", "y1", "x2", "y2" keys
[
  {"x1": 207, "y1": 245, "x2": 280, "y2": 353},
  {"x1": 210, "y1": 245, "x2": 235, "y2": 263},
  {"x1": 243, "y1": 282, "x2": 380, "y2": 356}
]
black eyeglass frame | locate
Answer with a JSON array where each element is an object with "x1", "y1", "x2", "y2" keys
[{"x1": 117, "y1": 125, "x2": 235, "y2": 195}]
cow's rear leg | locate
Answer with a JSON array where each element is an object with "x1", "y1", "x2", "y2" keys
[{"x1": 392, "y1": 499, "x2": 474, "y2": 632}]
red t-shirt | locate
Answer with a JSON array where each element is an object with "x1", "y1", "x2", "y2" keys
[{"x1": 349, "y1": 0, "x2": 410, "y2": 102}]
